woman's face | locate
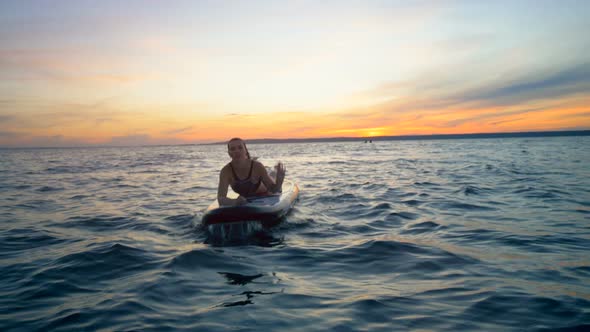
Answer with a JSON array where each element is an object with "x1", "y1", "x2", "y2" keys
[{"x1": 228, "y1": 140, "x2": 247, "y2": 160}]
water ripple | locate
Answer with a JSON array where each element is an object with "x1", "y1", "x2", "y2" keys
[{"x1": 1, "y1": 137, "x2": 589, "y2": 331}]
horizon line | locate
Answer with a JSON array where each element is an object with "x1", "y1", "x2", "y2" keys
[
  {"x1": 1, "y1": 129, "x2": 589, "y2": 149},
  {"x1": 212, "y1": 129, "x2": 590, "y2": 145}
]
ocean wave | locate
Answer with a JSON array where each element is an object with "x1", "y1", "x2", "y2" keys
[{"x1": 1, "y1": 138, "x2": 589, "y2": 331}]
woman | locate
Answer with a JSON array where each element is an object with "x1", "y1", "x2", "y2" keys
[{"x1": 217, "y1": 138, "x2": 286, "y2": 206}]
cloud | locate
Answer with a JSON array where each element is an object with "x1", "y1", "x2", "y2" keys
[
  {"x1": 107, "y1": 134, "x2": 187, "y2": 146},
  {"x1": 0, "y1": 99, "x2": 18, "y2": 104},
  {"x1": 434, "y1": 33, "x2": 497, "y2": 53},
  {"x1": 454, "y1": 62, "x2": 590, "y2": 106},
  {"x1": 0, "y1": 48, "x2": 155, "y2": 85},
  {"x1": 162, "y1": 126, "x2": 193, "y2": 135},
  {"x1": 490, "y1": 118, "x2": 526, "y2": 126},
  {"x1": 556, "y1": 111, "x2": 590, "y2": 120},
  {"x1": 9, "y1": 134, "x2": 94, "y2": 148},
  {"x1": 352, "y1": 50, "x2": 590, "y2": 114},
  {"x1": 0, "y1": 131, "x2": 191, "y2": 148},
  {"x1": 109, "y1": 134, "x2": 151, "y2": 146},
  {"x1": 19, "y1": 110, "x2": 106, "y2": 129},
  {"x1": 224, "y1": 113, "x2": 256, "y2": 118},
  {"x1": 0, "y1": 131, "x2": 20, "y2": 138},
  {"x1": 332, "y1": 60, "x2": 590, "y2": 130},
  {"x1": 0, "y1": 96, "x2": 132, "y2": 130},
  {"x1": 0, "y1": 114, "x2": 15, "y2": 122},
  {"x1": 95, "y1": 117, "x2": 117, "y2": 125},
  {"x1": 444, "y1": 107, "x2": 549, "y2": 127}
]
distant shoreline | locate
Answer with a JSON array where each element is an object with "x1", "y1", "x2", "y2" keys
[
  {"x1": 1, "y1": 130, "x2": 589, "y2": 149},
  {"x1": 208, "y1": 129, "x2": 590, "y2": 145}
]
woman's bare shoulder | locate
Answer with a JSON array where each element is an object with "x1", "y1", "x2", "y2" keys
[{"x1": 220, "y1": 163, "x2": 232, "y2": 176}]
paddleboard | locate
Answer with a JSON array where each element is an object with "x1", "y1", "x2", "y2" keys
[{"x1": 202, "y1": 180, "x2": 299, "y2": 226}]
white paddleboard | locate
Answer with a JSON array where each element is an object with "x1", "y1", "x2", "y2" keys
[{"x1": 202, "y1": 180, "x2": 299, "y2": 226}]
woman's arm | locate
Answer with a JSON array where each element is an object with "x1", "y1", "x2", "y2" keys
[{"x1": 217, "y1": 167, "x2": 247, "y2": 206}]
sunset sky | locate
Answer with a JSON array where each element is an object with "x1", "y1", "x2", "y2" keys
[{"x1": 1, "y1": 0, "x2": 589, "y2": 147}]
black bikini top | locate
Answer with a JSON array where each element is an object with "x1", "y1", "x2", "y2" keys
[{"x1": 230, "y1": 160, "x2": 262, "y2": 197}]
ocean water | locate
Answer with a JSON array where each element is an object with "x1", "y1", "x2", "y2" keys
[{"x1": 1, "y1": 136, "x2": 589, "y2": 331}]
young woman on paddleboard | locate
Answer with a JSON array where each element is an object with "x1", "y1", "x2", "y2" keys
[{"x1": 217, "y1": 138, "x2": 286, "y2": 206}]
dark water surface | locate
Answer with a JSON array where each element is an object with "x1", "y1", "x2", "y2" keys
[{"x1": 1, "y1": 137, "x2": 589, "y2": 331}]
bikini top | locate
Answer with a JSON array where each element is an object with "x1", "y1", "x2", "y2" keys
[{"x1": 230, "y1": 160, "x2": 262, "y2": 197}]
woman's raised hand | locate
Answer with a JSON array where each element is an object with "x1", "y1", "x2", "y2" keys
[{"x1": 275, "y1": 162, "x2": 286, "y2": 180}]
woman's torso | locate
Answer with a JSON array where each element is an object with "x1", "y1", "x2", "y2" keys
[{"x1": 228, "y1": 160, "x2": 267, "y2": 197}]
